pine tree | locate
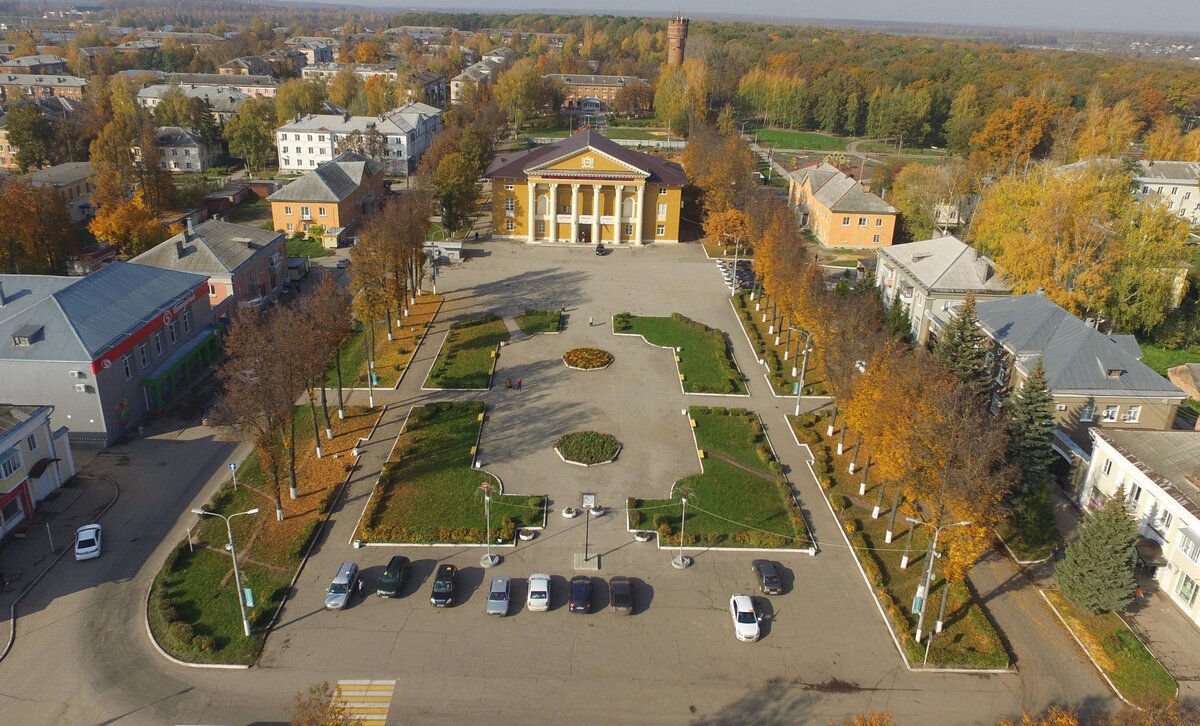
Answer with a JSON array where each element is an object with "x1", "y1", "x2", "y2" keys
[
  {"x1": 934, "y1": 293, "x2": 992, "y2": 399},
  {"x1": 1055, "y1": 491, "x2": 1139, "y2": 613},
  {"x1": 886, "y1": 294, "x2": 912, "y2": 341},
  {"x1": 1005, "y1": 360, "x2": 1057, "y2": 494}
]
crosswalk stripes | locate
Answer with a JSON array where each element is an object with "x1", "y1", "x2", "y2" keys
[{"x1": 332, "y1": 679, "x2": 397, "y2": 725}]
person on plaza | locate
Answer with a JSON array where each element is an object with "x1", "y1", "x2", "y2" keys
[
  {"x1": 517, "y1": 378, "x2": 523, "y2": 390},
  {"x1": 506, "y1": 378, "x2": 512, "y2": 389}
]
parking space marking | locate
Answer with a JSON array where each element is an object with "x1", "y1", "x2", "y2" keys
[{"x1": 333, "y1": 679, "x2": 397, "y2": 725}]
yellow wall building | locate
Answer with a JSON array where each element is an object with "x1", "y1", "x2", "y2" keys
[
  {"x1": 787, "y1": 162, "x2": 897, "y2": 248},
  {"x1": 486, "y1": 129, "x2": 686, "y2": 245}
]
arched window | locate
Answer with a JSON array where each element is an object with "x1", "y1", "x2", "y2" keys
[
  {"x1": 621, "y1": 197, "x2": 635, "y2": 219},
  {"x1": 536, "y1": 195, "x2": 549, "y2": 216}
]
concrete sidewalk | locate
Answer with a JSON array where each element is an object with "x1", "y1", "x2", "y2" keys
[{"x1": 0, "y1": 474, "x2": 118, "y2": 623}]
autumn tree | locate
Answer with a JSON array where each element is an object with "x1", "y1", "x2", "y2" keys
[
  {"x1": 299, "y1": 274, "x2": 352, "y2": 439},
  {"x1": 1001, "y1": 707, "x2": 1080, "y2": 726},
  {"x1": 890, "y1": 160, "x2": 973, "y2": 241},
  {"x1": 328, "y1": 68, "x2": 364, "y2": 112},
  {"x1": 933, "y1": 293, "x2": 992, "y2": 400},
  {"x1": 703, "y1": 208, "x2": 749, "y2": 249},
  {"x1": 0, "y1": 178, "x2": 74, "y2": 273},
  {"x1": 970, "y1": 97, "x2": 1061, "y2": 173},
  {"x1": 224, "y1": 97, "x2": 276, "y2": 172},
  {"x1": 972, "y1": 161, "x2": 1191, "y2": 332},
  {"x1": 493, "y1": 58, "x2": 551, "y2": 130},
  {"x1": 655, "y1": 59, "x2": 709, "y2": 136},
  {"x1": 335, "y1": 128, "x2": 387, "y2": 161},
  {"x1": 275, "y1": 78, "x2": 327, "y2": 125},
  {"x1": 944, "y1": 84, "x2": 982, "y2": 155},
  {"x1": 1055, "y1": 491, "x2": 1139, "y2": 613},
  {"x1": 363, "y1": 75, "x2": 397, "y2": 116},
  {"x1": 4, "y1": 103, "x2": 54, "y2": 172},
  {"x1": 612, "y1": 81, "x2": 653, "y2": 117},
  {"x1": 352, "y1": 40, "x2": 383, "y2": 64},
  {"x1": 430, "y1": 152, "x2": 477, "y2": 234},
  {"x1": 1070, "y1": 91, "x2": 1142, "y2": 161},
  {"x1": 89, "y1": 190, "x2": 169, "y2": 256},
  {"x1": 291, "y1": 681, "x2": 351, "y2": 726}
]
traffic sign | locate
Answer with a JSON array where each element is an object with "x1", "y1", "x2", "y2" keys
[{"x1": 229, "y1": 462, "x2": 237, "y2": 471}]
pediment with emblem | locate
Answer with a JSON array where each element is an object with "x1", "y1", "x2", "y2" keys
[{"x1": 526, "y1": 146, "x2": 648, "y2": 178}]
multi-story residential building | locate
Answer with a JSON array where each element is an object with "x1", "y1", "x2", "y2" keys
[
  {"x1": 269, "y1": 152, "x2": 387, "y2": 242},
  {"x1": 407, "y1": 69, "x2": 448, "y2": 108},
  {"x1": 29, "y1": 162, "x2": 96, "y2": 224},
  {"x1": 0, "y1": 97, "x2": 87, "y2": 170},
  {"x1": 142, "y1": 127, "x2": 221, "y2": 173},
  {"x1": 546, "y1": 74, "x2": 650, "y2": 113},
  {"x1": 486, "y1": 128, "x2": 686, "y2": 245},
  {"x1": 218, "y1": 56, "x2": 273, "y2": 77},
  {"x1": 138, "y1": 31, "x2": 223, "y2": 48},
  {"x1": 275, "y1": 103, "x2": 442, "y2": 174},
  {"x1": 0, "y1": 262, "x2": 217, "y2": 446},
  {"x1": 0, "y1": 54, "x2": 69, "y2": 74},
  {"x1": 450, "y1": 47, "x2": 515, "y2": 104},
  {"x1": 290, "y1": 40, "x2": 333, "y2": 65},
  {"x1": 932, "y1": 292, "x2": 1186, "y2": 453},
  {"x1": 137, "y1": 84, "x2": 250, "y2": 123},
  {"x1": 1081, "y1": 428, "x2": 1200, "y2": 626},
  {"x1": 286, "y1": 36, "x2": 340, "y2": 53},
  {"x1": 876, "y1": 235, "x2": 1011, "y2": 345},
  {"x1": 302, "y1": 62, "x2": 401, "y2": 83},
  {"x1": 165, "y1": 72, "x2": 278, "y2": 98},
  {"x1": 131, "y1": 219, "x2": 286, "y2": 322},
  {"x1": 1134, "y1": 160, "x2": 1200, "y2": 227},
  {"x1": 0, "y1": 403, "x2": 77, "y2": 540},
  {"x1": 0, "y1": 73, "x2": 86, "y2": 101},
  {"x1": 263, "y1": 48, "x2": 307, "y2": 75},
  {"x1": 115, "y1": 40, "x2": 162, "y2": 54},
  {"x1": 383, "y1": 26, "x2": 454, "y2": 42},
  {"x1": 787, "y1": 162, "x2": 898, "y2": 247}
]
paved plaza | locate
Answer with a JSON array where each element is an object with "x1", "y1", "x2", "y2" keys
[{"x1": 0, "y1": 242, "x2": 1122, "y2": 725}]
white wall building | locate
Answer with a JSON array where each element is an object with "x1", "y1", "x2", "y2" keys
[
  {"x1": 0, "y1": 404, "x2": 76, "y2": 540},
  {"x1": 1134, "y1": 160, "x2": 1200, "y2": 227},
  {"x1": 1083, "y1": 428, "x2": 1200, "y2": 627},
  {"x1": 275, "y1": 103, "x2": 442, "y2": 174}
]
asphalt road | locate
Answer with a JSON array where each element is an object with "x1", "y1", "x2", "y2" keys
[{"x1": 0, "y1": 242, "x2": 1115, "y2": 726}]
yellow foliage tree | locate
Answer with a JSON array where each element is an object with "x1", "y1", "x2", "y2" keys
[
  {"x1": 703, "y1": 208, "x2": 750, "y2": 248},
  {"x1": 88, "y1": 190, "x2": 167, "y2": 256},
  {"x1": 1071, "y1": 91, "x2": 1142, "y2": 161}
]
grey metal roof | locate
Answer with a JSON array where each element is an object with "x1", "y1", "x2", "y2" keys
[
  {"x1": 544, "y1": 74, "x2": 648, "y2": 87},
  {"x1": 1135, "y1": 161, "x2": 1200, "y2": 183},
  {"x1": 0, "y1": 73, "x2": 85, "y2": 88},
  {"x1": 154, "y1": 126, "x2": 204, "y2": 148},
  {"x1": 0, "y1": 54, "x2": 67, "y2": 68},
  {"x1": 877, "y1": 236, "x2": 1010, "y2": 294},
  {"x1": 139, "y1": 84, "x2": 249, "y2": 114},
  {"x1": 131, "y1": 220, "x2": 284, "y2": 278},
  {"x1": 1094, "y1": 428, "x2": 1200, "y2": 518},
  {"x1": 0, "y1": 262, "x2": 206, "y2": 362},
  {"x1": 268, "y1": 152, "x2": 384, "y2": 203},
  {"x1": 485, "y1": 128, "x2": 686, "y2": 186},
  {"x1": 28, "y1": 162, "x2": 93, "y2": 187},
  {"x1": 974, "y1": 293, "x2": 1184, "y2": 398},
  {"x1": 789, "y1": 161, "x2": 895, "y2": 213},
  {"x1": 167, "y1": 73, "x2": 277, "y2": 89},
  {"x1": 0, "y1": 403, "x2": 44, "y2": 438}
]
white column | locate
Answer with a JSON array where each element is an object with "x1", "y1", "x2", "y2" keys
[
  {"x1": 613, "y1": 185, "x2": 623, "y2": 244},
  {"x1": 634, "y1": 186, "x2": 645, "y2": 244},
  {"x1": 570, "y1": 184, "x2": 580, "y2": 243},
  {"x1": 526, "y1": 182, "x2": 536, "y2": 243},
  {"x1": 548, "y1": 183, "x2": 558, "y2": 243},
  {"x1": 591, "y1": 184, "x2": 602, "y2": 243}
]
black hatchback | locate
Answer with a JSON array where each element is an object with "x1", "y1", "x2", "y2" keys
[
  {"x1": 430, "y1": 564, "x2": 457, "y2": 607},
  {"x1": 568, "y1": 575, "x2": 592, "y2": 613},
  {"x1": 377, "y1": 555, "x2": 411, "y2": 598},
  {"x1": 752, "y1": 559, "x2": 784, "y2": 596}
]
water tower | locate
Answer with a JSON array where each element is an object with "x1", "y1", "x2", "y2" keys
[{"x1": 667, "y1": 16, "x2": 689, "y2": 66}]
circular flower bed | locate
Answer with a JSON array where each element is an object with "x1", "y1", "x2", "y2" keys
[
  {"x1": 562, "y1": 347, "x2": 614, "y2": 371},
  {"x1": 554, "y1": 431, "x2": 622, "y2": 466}
]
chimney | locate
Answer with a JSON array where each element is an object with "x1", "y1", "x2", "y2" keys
[
  {"x1": 344, "y1": 112, "x2": 350, "y2": 122},
  {"x1": 175, "y1": 239, "x2": 185, "y2": 258},
  {"x1": 186, "y1": 216, "x2": 195, "y2": 235}
]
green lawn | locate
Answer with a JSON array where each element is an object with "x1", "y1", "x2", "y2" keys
[
  {"x1": 223, "y1": 197, "x2": 271, "y2": 223},
  {"x1": 630, "y1": 407, "x2": 808, "y2": 548},
  {"x1": 286, "y1": 236, "x2": 335, "y2": 259},
  {"x1": 1045, "y1": 590, "x2": 1177, "y2": 709},
  {"x1": 603, "y1": 127, "x2": 667, "y2": 141},
  {"x1": 614, "y1": 313, "x2": 746, "y2": 394},
  {"x1": 427, "y1": 316, "x2": 510, "y2": 389},
  {"x1": 516, "y1": 309, "x2": 562, "y2": 335},
  {"x1": 754, "y1": 129, "x2": 848, "y2": 151},
  {"x1": 857, "y1": 141, "x2": 948, "y2": 156},
  {"x1": 732, "y1": 291, "x2": 824, "y2": 397},
  {"x1": 792, "y1": 413, "x2": 1010, "y2": 669},
  {"x1": 1138, "y1": 342, "x2": 1199, "y2": 376},
  {"x1": 359, "y1": 402, "x2": 545, "y2": 543}
]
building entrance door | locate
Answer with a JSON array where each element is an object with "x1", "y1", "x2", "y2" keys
[{"x1": 579, "y1": 227, "x2": 591, "y2": 243}]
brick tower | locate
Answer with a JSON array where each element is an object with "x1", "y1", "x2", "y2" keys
[{"x1": 667, "y1": 15, "x2": 689, "y2": 66}]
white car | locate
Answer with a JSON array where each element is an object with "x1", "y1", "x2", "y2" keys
[
  {"x1": 486, "y1": 575, "x2": 511, "y2": 616},
  {"x1": 527, "y1": 573, "x2": 551, "y2": 612},
  {"x1": 729, "y1": 594, "x2": 760, "y2": 642},
  {"x1": 74, "y1": 524, "x2": 102, "y2": 561}
]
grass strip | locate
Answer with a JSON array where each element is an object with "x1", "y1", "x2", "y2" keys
[
  {"x1": 428, "y1": 315, "x2": 510, "y2": 389},
  {"x1": 614, "y1": 312, "x2": 745, "y2": 394}
]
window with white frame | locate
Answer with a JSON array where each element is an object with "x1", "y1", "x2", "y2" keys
[
  {"x1": 842, "y1": 217, "x2": 851, "y2": 226},
  {"x1": 535, "y1": 221, "x2": 545, "y2": 236},
  {"x1": 168, "y1": 321, "x2": 178, "y2": 344},
  {"x1": 319, "y1": 207, "x2": 326, "y2": 217},
  {"x1": 658, "y1": 187, "x2": 667, "y2": 195},
  {"x1": 153, "y1": 332, "x2": 163, "y2": 355},
  {"x1": 25, "y1": 434, "x2": 36, "y2": 452},
  {"x1": 1157, "y1": 508, "x2": 1174, "y2": 535},
  {"x1": 1179, "y1": 532, "x2": 1200, "y2": 563},
  {"x1": 873, "y1": 234, "x2": 881, "y2": 244},
  {"x1": 656, "y1": 224, "x2": 665, "y2": 236},
  {"x1": 1102, "y1": 457, "x2": 1112, "y2": 476},
  {"x1": 624, "y1": 223, "x2": 634, "y2": 237},
  {"x1": 1080, "y1": 403, "x2": 1095, "y2": 423},
  {"x1": 208, "y1": 283, "x2": 216, "y2": 297},
  {"x1": 284, "y1": 206, "x2": 292, "y2": 215},
  {"x1": 504, "y1": 198, "x2": 515, "y2": 214},
  {"x1": 0, "y1": 449, "x2": 19, "y2": 477},
  {"x1": 122, "y1": 354, "x2": 133, "y2": 380},
  {"x1": 1178, "y1": 574, "x2": 1199, "y2": 608},
  {"x1": 656, "y1": 203, "x2": 667, "y2": 220},
  {"x1": 1124, "y1": 405, "x2": 1141, "y2": 423},
  {"x1": 876, "y1": 218, "x2": 883, "y2": 227},
  {"x1": 138, "y1": 342, "x2": 149, "y2": 368},
  {"x1": 504, "y1": 184, "x2": 514, "y2": 191},
  {"x1": 505, "y1": 219, "x2": 514, "y2": 232},
  {"x1": 858, "y1": 217, "x2": 867, "y2": 226},
  {"x1": 182, "y1": 310, "x2": 192, "y2": 333},
  {"x1": 1127, "y1": 483, "x2": 1143, "y2": 505},
  {"x1": 1102, "y1": 405, "x2": 1119, "y2": 422}
]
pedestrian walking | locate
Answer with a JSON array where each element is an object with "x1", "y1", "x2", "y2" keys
[
  {"x1": 505, "y1": 378, "x2": 512, "y2": 389},
  {"x1": 516, "y1": 378, "x2": 523, "y2": 391},
  {"x1": 588, "y1": 316, "x2": 594, "y2": 327},
  {"x1": 356, "y1": 579, "x2": 365, "y2": 597}
]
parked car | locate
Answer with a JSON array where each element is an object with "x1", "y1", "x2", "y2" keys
[
  {"x1": 325, "y1": 561, "x2": 359, "y2": 610},
  {"x1": 74, "y1": 524, "x2": 102, "y2": 561},
  {"x1": 568, "y1": 575, "x2": 592, "y2": 613},
  {"x1": 527, "y1": 573, "x2": 551, "y2": 612},
  {"x1": 376, "y1": 555, "x2": 411, "y2": 598},
  {"x1": 336, "y1": 258, "x2": 350, "y2": 269},
  {"x1": 610, "y1": 576, "x2": 633, "y2": 615},
  {"x1": 595, "y1": 243, "x2": 606, "y2": 256},
  {"x1": 429, "y1": 564, "x2": 457, "y2": 607},
  {"x1": 486, "y1": 575, "x2": 511, "y2": 616},
  {"x1": 752, "y1": 560, "x2": 784, "y2": 596},
  {"x1": 729, "y1": 594, "x2": 761, "y2": 642}
]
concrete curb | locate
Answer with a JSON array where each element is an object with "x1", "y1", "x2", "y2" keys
[
  {"x1": 553, "y1": 444, "x2": 621, "y2": 467},
  {"x1": 1039, "y1": 588, "x2": 1140, "y2": 709},
  {"x1": 1, "y1": 475, "x2": 120, "y2": 664},
  {"x1": 142, "y1": 585, "x2": 250, "y2": 670}
]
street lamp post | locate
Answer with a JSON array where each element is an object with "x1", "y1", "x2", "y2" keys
[
  {"x1": 191, "y1": 507, "x2": 260, "y2": 637},
  {"x1": 671, "y1": 496, "x2": 693, "y2": 569},
  {"x1": 729, "y1": 237, "x2": 742, "y2": 297},
  {"x1": 480, "y1": 482, "x2": 500, "y2": 568},
  {"x1": 788, "y1": 327, "x2": 812, "y2": 415},
  {"x1": 910, "y1": 518, "x2": 972, "y2": 644}
]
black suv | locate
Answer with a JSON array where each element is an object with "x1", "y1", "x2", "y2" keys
[
  {"x1": 429, "y1": 564, "x2": 457, "y2": 607},
  {"x1": 377, "y1": 555, "x2": 411, "y2": 598},
  {"x1": 752, "y1": 559, "x2": 784, "y2": 596},
  {"x1": 568, "y1": 575, "x2": 592, "y2": 613}
]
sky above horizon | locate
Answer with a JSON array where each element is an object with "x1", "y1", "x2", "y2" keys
[{"x1": 324, "y1": 0, "x2": 1200, "y2": 35}]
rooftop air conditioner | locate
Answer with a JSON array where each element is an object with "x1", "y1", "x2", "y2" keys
[
  {"x1": 68, "y1": 370, "x2": 84, "y2": 378},
  {"x1": 74, "y1": 383, "x2": 89, "y2": 393}
]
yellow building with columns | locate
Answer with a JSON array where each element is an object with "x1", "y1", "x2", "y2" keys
[{"x1": 486, "y1": 129, "x2": 686, "y2": 245}]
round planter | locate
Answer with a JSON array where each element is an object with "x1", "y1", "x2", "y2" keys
[
  {"x1": 589, "y1": 506, "x2": 606, "y2": 517},
  {"x1": 634, "y1": 531, "x2": 654, "y2": 542},
  {"x1": 562, "y1": 506, "x2": 579, "y2": 519},
  {"x1": 561, "y1": 347, "x2": 614, "y2": 371},
  {"x1": 518, "y1": 529, "x2": 537, "y2": 541}
]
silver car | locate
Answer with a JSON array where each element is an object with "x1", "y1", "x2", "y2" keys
[
  {"x1": 486, "y1": 575, "x2": 511, "y2": 616},
  {"x1": 527, "y1": 573, "x2": 551, "y2": 612}
]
